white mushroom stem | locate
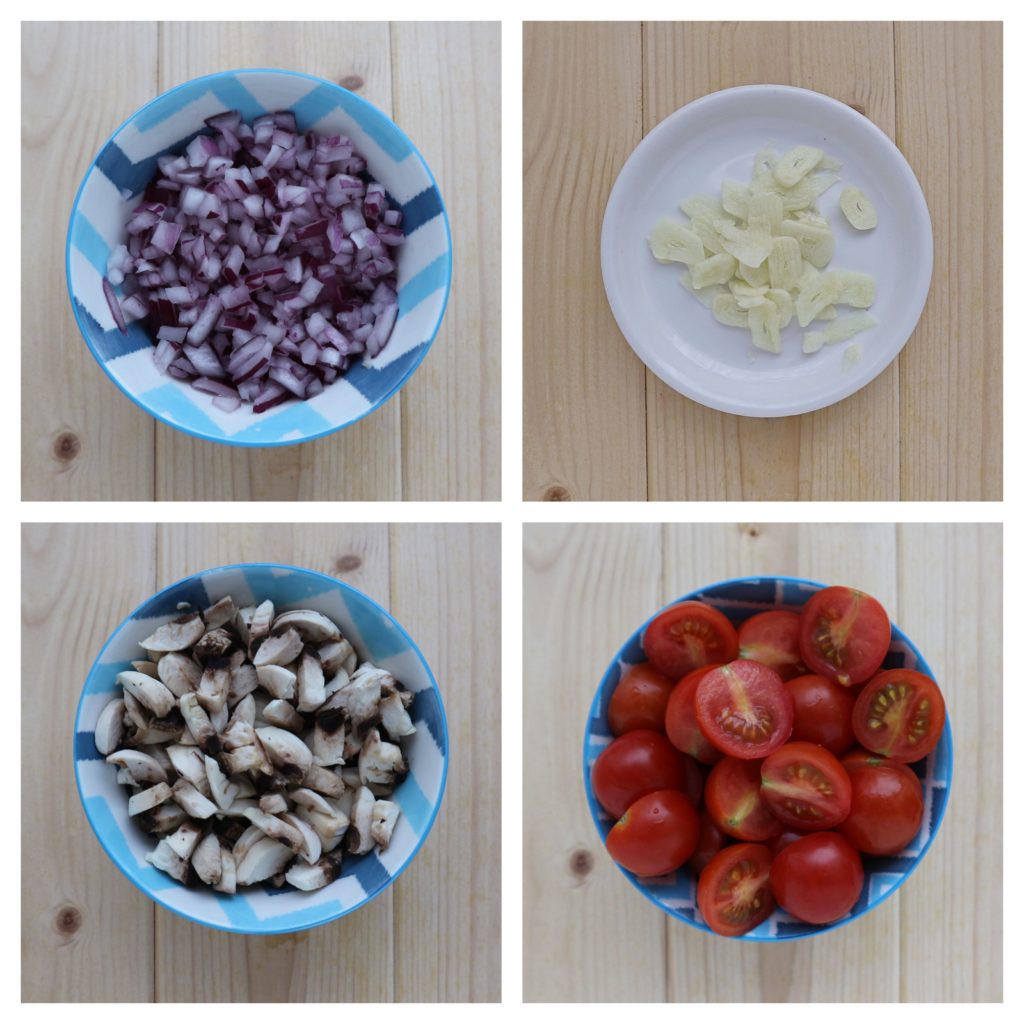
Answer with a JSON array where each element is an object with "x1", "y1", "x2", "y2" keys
[
  {"x1": 296, "y1": 652, "x2": 326, "y2": 712},
  {"x1": 359, "y1": 729, "x2": 406, "y2": 786},
  {"x1": 312, "y1": 720, "x2": 346, "y2": 768},
  {"x1": 179, "y1": 693, "x2": 220, "y2": 754},
  {"x1": 214, "y1": 847, "x2": 237, "y2": 894},
  {"x1": 128, "y1": 782, "x2": 173, "y2": 816},
  {"x1": 197, "y1": 665, "x2": 230, "y2": 715},
  {"x1": 205, "y1": 755, "x2": 239, "y2": 812},
  {"x1": 171, "y1": 779, "x2": 218, "y2": 819},
  {"x1": 347, "y1": 786, "x2": 376, "y2": 854},
  {"x1": 380, "y1": 692, "x2": 417, "y2": 739},
  {"x1": 247, "y1": 600, "x2": 275, "y2": 656},
  {"x1": 371, "y1": 800, "x2": 400, "y2": 849},
  {"x1": 192, "y1": 833, "x2": 223, "y2": 886}
]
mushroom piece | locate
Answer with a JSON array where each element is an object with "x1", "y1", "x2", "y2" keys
[
  {"x1": 303, "y1": 764, "x2": 345, "y2": 798},
  {"x1": 94, "y1": 698, "x2": 125, "y2": 755},
  {"x1": 145, "y1": 838, "x2": 190, "y2": 882},
  {"x1": 165, "y1": 821, "x2": 204, "y2": 860},
  {"x1": 214, "y1": 847, "x2": 237, "y2": 894},
  {"x1": 255, "y1": 726, "x2": 313, "y2": 780},
  {"x1": 346, "y1": 786, "x2": 376, "y2": 854},
  {"x1": 193, "y1": 628, "x2": 234, "y2": 664},
  {"x1": 106, "y1": 749, "x2": 168, "y2": 786},
  {"x1": 255, "y1": 664, "x2": 297, "y2": 701},
  {"x1": 380, "y1": 692, "x2": 417, "y2": 740},
  {"x1": 117, "y1": 670, "x2": 177, "y2": 718},
  {"x1": 282, "y1": 812, "x2": 323, "y2": 865},
  {"x1": 171, "y1": 779, "x2": 218, "y2": 819},
  {"x1": 203, "y1": 595, "x2": 236, "y2": 630},
  {"x1": 233, "y1": 824, "x2": 267, "y2": 864},
  {"x1": 259, "y1": 792, "x2": 288, "y2": 815},
  {"x1": 192, "y1": 832, "x2": 223, "y2": 886},
  {"x1": 242, "y1": 807, "x2": 305, "y2": 853},
  {"x1": 131, "y1": 659, "x2": 160, "y2": 678},
  {"x1": 247, "y1": 600, "x2": 275, "y2": 656},
  {"x1": 296, "y1": 652, "x2": 326, "y2": 712},
  {"x1": 285, "y1": 850, "x2": 343, "y2": 891},
  {"x1": 140, "y1": 743, "x2": 174, "y2": 775},
  {"x1": 358, "y1": 729, "x2": 407, "y2": 787},
  {"x1": 137, "y1": 802, "x2": 189, "y2": 835},
  {"x1": 252, "y1": 628, "x2": 303, "y2": 668},
  {"x1": 262, "y1": 699, "x2": 305, "y2": 733},
  {"x1": 179, "y1": 693, "x2": 221, "y2": 754},
  {"x1": 205, "y1": 755, "x2": 239, "y2": 812},
  {"x1": 128, "y1": 782, "x2": 173, "y2": 816},
  {"x1": 228, "y1": 663, "x2": 259, "y2": 705},
  {"x1": 235, "y1": 837, "x2": 293, "y2": 886},
  {"x1": 312, "y1": 719, "x2": 346, "y2": 769},
  {"x1": 197, "y1": 664, "x2": 230, "y2": 714},
  {"x1": 223, "y1": 743, "x2": 272, "y2": 776},
  {"x1": 235, "y1": 604, "x2": 256, "y2": 647},
  {"x1": 157, "y1": 652, "x2": 201, "y2": 697},
  {"x1": 272, "y1": 609, "x2": 342, "y2": 644},
  {"x1": 319, "y1": 639, "x2": 355, "y2": 676},
  {"x1": 167, "y1": 744, "x2": 212, "y2": 796},
  {"x1": 371, "y1": 800, "x2": 400, "y2": 850},
  {"x1": 333, "y1": 670, "x2": 382, "y2": 729},
  {"x1": 141, "y1": 612, "x2": 206, "y2": 653}
]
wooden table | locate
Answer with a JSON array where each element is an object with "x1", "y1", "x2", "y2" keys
[
  {"x1": 22, "y1": 22, "x2": 500, "y2": 501},
  {"x1": 523, "y1": 523, "x2": 1001, "y2": 1002},
  {"x1": 523, "y1": 23, "x2": 1002, "y2": 501},
  {"x1": 22, "y1": 523, "x2": 500, "y2": 1002}
]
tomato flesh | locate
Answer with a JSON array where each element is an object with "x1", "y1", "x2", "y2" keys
[
  {"x1": 697, "y1": 843, "x2": 775, "y2": 937},
  {"x1": 606, "y1": 789, "x2": 700, "y2": 876},
  {"x1": 760, "y1": 741, "x2": 852, "y2": 830},
  {"x1": 591, "y1": 729, "x2": 691, "y2": 819},
  {"x1": 770, "y1": 832, "x2": 864, "y2": 924},
  {"x1": 705, "y1": 756, "x2": 782, "y2": 841},
  {"x1": 798, "y1": 586, "x2": 891, "y2": 687},
  {"x1": 608, "y1": 662, "x2": 675, "y2": 735},
  {"x1": 643, "y1": 601, "x2": 739, "y2": 681},
  {"x1": 786, "y1": 673, "x2": 856, "y2": 755},
  {"x1": 839, "y1": 763, "x2": 924, "y2": 855},
  {"x1": 694, "y1": 659, "x2": 794, "y2": 759},
  {"x1": 852, "y1": 669, "x2": 945, "y2": 763},
  {"x1": 738, "y1": 611, "x2": 807, "y2": 681},
  {"x1": 665, "y1": 665, "x2": 724, "y2": 764}
]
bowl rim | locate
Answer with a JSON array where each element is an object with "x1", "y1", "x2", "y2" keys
[
  {"x1": 582, "y1": 573, "x2": 954, "y2": 942},
  {"x1": 73, "y1": 560, "x2": 450, "y2": 935},
  {"x1": 64, "y1": 66, "x2": 453, "y2": 448}
]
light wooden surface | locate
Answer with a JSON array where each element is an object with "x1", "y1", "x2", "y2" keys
[
  {"x1": 22, "y1": 21, "x2": 500, "y2": 501},
  {"x1": 22, "y1": 523, "x2": 501, "y2": 1002},
  {"x1": 523, "y1": 523, "x2": 1002, "y2": 1002},
  {"x1": 523, "y1": 22, "x2": 1002, "y2": 501}
]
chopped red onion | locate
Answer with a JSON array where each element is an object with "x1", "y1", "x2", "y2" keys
[{"x1": 104, "y1": 109, "x2": 403, "y2": 413}]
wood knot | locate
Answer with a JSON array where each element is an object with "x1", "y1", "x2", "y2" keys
[
  {"x1": 55, "y1": 903, "x2": 82, "y2": 938},
  {"x1": 745, "y1": 525, "x2": 761, "y2": 538},
  {"x1": 847, "y1": 102, "x2": 866, "y2": 115},
  {"x1": 569, "y1": 848, "x2": 594, "y2": 877},
  {"x1": 52, "y1": 431, "x2": 81, "y2": 463},
  {"x1": 335, "y1": 554, "x2": 362, "y2": 573},
  {"x1": 339, "y1": 75, "x2": 364, "y2": 91},
  {"x1": 543, "y1": 485, "x2": 571, "y2": 502}
]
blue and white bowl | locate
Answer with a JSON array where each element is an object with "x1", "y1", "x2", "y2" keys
[
  {"x1": 74, "y1": 563, "x2": 448, "y2": 934},
  {"x1": 66, "y1": 68, "x2": 452, "y2": 446},
  {"x1": 583, "y1": 575, "x2": 953, "y2": 942}
]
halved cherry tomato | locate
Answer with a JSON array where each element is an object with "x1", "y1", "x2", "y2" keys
[
  {"x1": 695, "y1": 659, "x2": 794, "y2": 759},
  {"x1": 591, "y1": 729, "x2": 691, "y2": 819},
  {"x1": 798, "y1": 586, "x2": 891, "y2": 687},
  {"x1": 786, "y1": 674, "x2": 856, "y2": 755},
  {"x1": 770, "y1": 832, "x2": 864, "y2": 924},
  {"x1": 688, "y1": 808, "x2": 729, "y2": 873},
  {"x1": 838, "y1": 763, "x2": 924, "y2": 855},
  {"x1": 665, "y1": 665, "x2": 724, "y2": 765},
  {"x1": 697, "y1": 843, "x2": 775, "y2": 937},
  {"x1": 760, "y1": 741, "x2": 852, "y2": 830},
  {"x1": 738, "y1": 611, "x2": 807, "y2": 681},
  {"x1": 705, "y1": 756, "x2": 782, "y2": 841},
  {"x1": 608, "y1": 662, "x2": 675, "y2": 735},
  {"x1": 643, "y1": 601, "x2": 739, "y2": 681},
  {"x1": 852, "y1": 669, "x2": 945, "y2": 763},
  {"x1": 606, "y1": 790, "x2": 700, "y2": 876}
]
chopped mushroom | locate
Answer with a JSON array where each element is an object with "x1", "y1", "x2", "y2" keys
[
  {"x1": 117, "y1": 670, "x2": 177, "y2": 718},
  {"x1": 371, "y1": 800, "x2": 400, "y2": 849},
  {"x1": 128, "y1": 782, "x2": 173, "y2": 816},
  {"x1": 94, "y1": 698, "x2": 125, "y2": 755},
  {"x1": 141, "y1": 612, "x2": 206, "y2": 652}
]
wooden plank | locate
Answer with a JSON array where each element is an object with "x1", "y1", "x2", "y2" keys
[
  {"x1": 391, "y1": 24, "x2": 502, "y2": 500},
  {"x1": 21, "y1": 23, "x2": 157, "y2": 500},
  {"x1": 389, "y1": 525, "x2": 502, "y2": 1000},
  {"x1": 643, "y1": 22, "x2": 900, "y2": 501},
  {"x1": 895, "y1": 23, "x2": 1002, "y2": 500},
  {"x1": 154, "y1": 22, "x2": 400, "y2": 501},
  {"x1": 523, "y1": 524, "x2": 666, "y2": 1000},
  {"x1": 22, "y1": 524, "x2": 157, "y2": 1001},
  {"x1": 523, "y1": 23, "x2": 648, "y2": 501},
  {"x1": 152, "y1": 523, "x2": 394, "y2": 1001}
]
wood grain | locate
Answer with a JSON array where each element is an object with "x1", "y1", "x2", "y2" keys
[
  {"x1": 22, "y1": 523, "x2": 501, "y2": 1002},
  {"x1": 523, "y1": 523, "x2": 1002, "y2": 1002},
  {"x1": 523, "y1": 22, "x2": 1002, "y2": 501},
  {"x1": 21, "y1": 22, "x2": 500, "y2": 501}
]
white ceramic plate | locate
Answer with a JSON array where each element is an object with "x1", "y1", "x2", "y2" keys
[{"x1": 601, "y1": 85, "x2": 933, "y2": 417}]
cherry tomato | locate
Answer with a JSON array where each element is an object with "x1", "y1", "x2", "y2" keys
[
  {"x1": 679, "y1": 753, "x2": 706, "y2": 810},
  {"x1": 606, "y1": 790, "x2": 700, "y2": 876},
  {"x1": 785, "y1": 674, "x2": 856, "y2": 755},
  {"x1": 798, "y1": 586, "x2": 891, "y2": 687},
  {"x1": 608, "y1": 662, "x2": 675, "y2": 735},
  {"x1": 768, "y1": 829, "x2": 811, "y2": 858},
  {"x1": 591, "y1": 729, "x2": 692, "y2": 819},
  {"x1": 688, "y1": 808, "x2": 729, "y2": 873},
  {"x1": 705, "y1": 756, "x2": 782, "y2": 842},
  {"x1": 738, "y1": 611, "x2": 807, "y2": 681},
  {"x1": 643, "y1": 601, "x2": 739, "y2": 681},
  {"x1": 665, "y1": 665, "x2": 724, "y2": 764},
  {"x1": 840, "y1": 746, "x2": 894, "y2": 772},
  {"x1": 852, "y1": 669, "x2": 946, "y2": 763},
  {"x1": 760, "y1": 741, "x2": 852, "y2": 830},
  {"x1": 695, "y1": 659, "x2": 794, "y2": 760},
  {"x1": 839, "y1": 763, "x2": 924, "y2": 855},
  {"x1": 770, "y1": 832, "x2": 864, "y2": 924},
  {"x1": 697, "y1": 843, "x2": 775, "y2": 937}
]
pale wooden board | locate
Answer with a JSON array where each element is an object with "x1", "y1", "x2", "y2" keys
[
  {"x1": 523, "y1": 523, "x2": 1001, "y2": 1002},
  {"x1": 21, "y1": 22, "x2": 500, "y2": 501},
  {"x1": 522, "y1": 22, "x2": 1002, "y2": 501},
  {"x1": 22, "y1": 523, "x2": 500, "y2": 1002}
]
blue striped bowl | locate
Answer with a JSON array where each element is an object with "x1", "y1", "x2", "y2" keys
[
  {"x1": 66, "y1": 69, "x2": 452, "y2": 446},
  {"x1": 74, "y1": 563, "x2": 448, "y2": 934},
  {"x1": 583, "y1": 575, "x2": 953, "y2": 942}
]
